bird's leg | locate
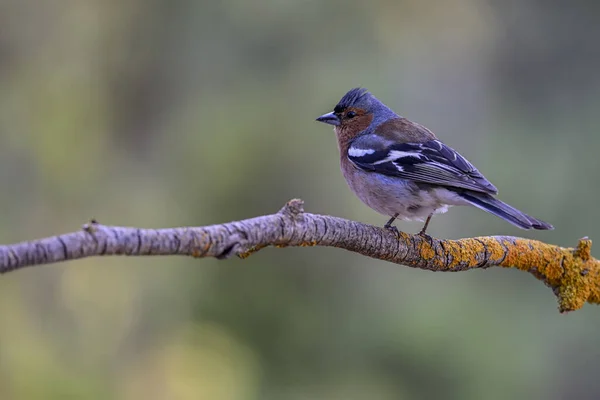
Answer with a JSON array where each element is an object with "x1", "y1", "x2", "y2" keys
[
  {"x1": 384, "y1": 213, "x2": 400, "y2": 236},
  {"x1": 418, "y1": 214, "x2": 433, "y2": 237}
]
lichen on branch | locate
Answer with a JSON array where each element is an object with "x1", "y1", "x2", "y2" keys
[{"x1": 0, "y1": 199, "x2": 597, "y2": 313}]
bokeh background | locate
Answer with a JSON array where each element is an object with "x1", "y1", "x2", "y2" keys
[{"x1": 1, "y1": 1, "x2": 599, "y2": 399}]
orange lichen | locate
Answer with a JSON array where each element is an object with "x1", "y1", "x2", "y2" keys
[
  {"x1": 575, "y1": 238, "x2": 592, "y2": 261},
  {"x1": 435, "y1": 238, "x2": 486, "y2": 270},
  {"x1": 299, "y1": 240, "x2": 319, "y2": 247},
  {"x1": 192, "y1": 232, "x2": 212, "y2": 258},
  {"x1": 398, "y1": 232, "x2": 413, "y2": 247},
  {"x1": 488, "y1": 237, "x2": 598, "y2": 312},
  {"x1": 485, "y1": 239, "x2": 506, "y2": 261},
  {"x1": 419, "y1": 241, "x2": 436, "y2": 260},
  {"x1": 238, "y1": 244, "x2": 268, "y2": 259},
  {"x1": 408, "y1": 234, "x2": 599, "y2": 312}
]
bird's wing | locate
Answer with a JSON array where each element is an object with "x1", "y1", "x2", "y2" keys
[{"x1": 348, "y1": 135, "x2": 498, "y2": 194}]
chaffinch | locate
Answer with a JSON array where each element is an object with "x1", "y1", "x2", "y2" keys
[{"x1": 316, "y1": 88, "x2": 553, "y2": 235}]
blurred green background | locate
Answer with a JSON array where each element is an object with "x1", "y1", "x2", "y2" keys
[{"x1": 1, "y1": 1, "x2": 599, "y2": 399}]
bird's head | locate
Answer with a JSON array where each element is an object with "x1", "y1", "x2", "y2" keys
[{"x1": 316, "y1": 88, "x2": 398, "y2": 139}]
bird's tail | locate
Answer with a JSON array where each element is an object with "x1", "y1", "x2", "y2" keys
[{"x1": 460, "y1": 192, "x2": 553, "y2": 230}]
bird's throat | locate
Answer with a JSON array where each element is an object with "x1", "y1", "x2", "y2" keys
[{"x1": 334, "y1": 126, "x2": 357, "y2": 156}]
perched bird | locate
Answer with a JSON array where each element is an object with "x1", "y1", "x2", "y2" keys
[{"x1": 316, "y1": 88, "x2": 553, "y2": 235}]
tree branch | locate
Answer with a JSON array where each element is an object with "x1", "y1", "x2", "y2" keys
[{"x1": 0, "y1": 199, "x2": 597, "y2": 313}]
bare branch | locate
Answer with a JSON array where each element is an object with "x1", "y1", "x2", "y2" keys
[{"x1": 0, "y1": 199, "x2": 597, "y2": 313}]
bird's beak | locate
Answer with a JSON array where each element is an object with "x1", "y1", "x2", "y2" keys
[{"x1": 316, "y1": 112, "x2": 340, "y2": 126}]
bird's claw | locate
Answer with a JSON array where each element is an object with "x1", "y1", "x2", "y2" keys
[
  {"x1": 417, "y1": 230, "x2": 432, "y2": 241},
  {"x1": 384, "y1": 224, "x2": 401, "y2": 238}
]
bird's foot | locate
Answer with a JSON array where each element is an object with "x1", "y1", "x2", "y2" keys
[
  {"x1": 384, "y1": 223, "x2": 400, "y2": 238},
  {"x1": 417, "y1": 229, "x2": 432, "y2": 241},
  {"x1": 383, "y1": 214, "x2": 401, "y2": 238},
  {"x1": 416, "y1": 214, "x2": 433, "y2": 240}
]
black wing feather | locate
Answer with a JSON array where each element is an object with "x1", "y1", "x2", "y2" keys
[{"x1": 349, "y1": 140, "x2": 498, "y2": 194}]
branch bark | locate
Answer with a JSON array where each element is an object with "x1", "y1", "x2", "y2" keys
[{"x1": 0, "y1": 199, "x2": 597, "y2": 313}]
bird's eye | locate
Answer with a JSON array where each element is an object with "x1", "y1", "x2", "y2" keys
[{"x1": 346, "y1": 111, "x2": 357, "y2": 119}]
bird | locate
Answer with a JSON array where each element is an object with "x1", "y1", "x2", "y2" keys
[{"x1": 315, "y1": 88, "x2": 553, "y2": 235}]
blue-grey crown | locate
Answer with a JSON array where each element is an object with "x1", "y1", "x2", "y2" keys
[
  {"x1": 333, "y1": 87, "x2": 399, "y2": 127},
  {"x1": 334, "y1": 88, "x2": 370, "y2": 112}
]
